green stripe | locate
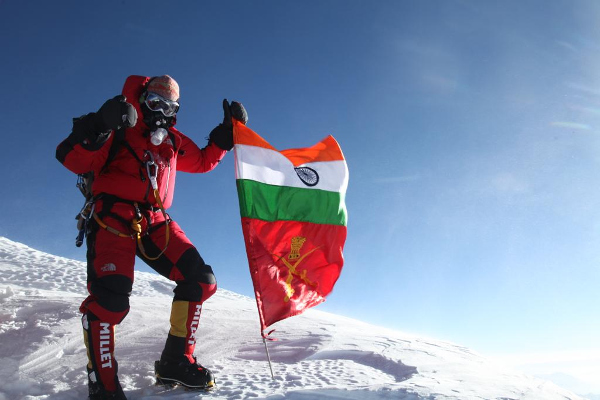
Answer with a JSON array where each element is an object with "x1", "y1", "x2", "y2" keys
[{"x1": 237, "y1": 179, "x2": 347, "y2": 226}]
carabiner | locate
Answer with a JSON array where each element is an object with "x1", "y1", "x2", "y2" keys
[
  {"x1": 75, "y1": 201, "x2": 95, "y2": 247},
  {"x1": 145, "y1": 151, "x2": 159, "y2": 190}
]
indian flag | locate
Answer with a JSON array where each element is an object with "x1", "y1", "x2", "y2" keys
[{"x1": 233, "y1": 120, "x2": 348, "y2": 336}]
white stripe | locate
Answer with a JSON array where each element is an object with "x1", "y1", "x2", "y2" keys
[{"x1": 234, "y1": 144, "x2": 348, "y2": 193}]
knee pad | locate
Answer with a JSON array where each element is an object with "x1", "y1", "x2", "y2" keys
[
  {"x1": 176, "y1": 248, "x2": 217, "y2": 284},
  {"x1": 86, "y1": 275, "x2": 132, "y2": 325},
  {"x1": 173, "y1": 248, "x2": 217, "y2": 302}
]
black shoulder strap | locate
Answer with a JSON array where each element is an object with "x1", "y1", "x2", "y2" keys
[
  {"x1": 122, "y1": 140, "x2": 144, "y2": 165},
  {"x1": 168, "y1": 130, "x2": 177, "y2": 151},
  {"x1": 100, "y1": 127, "x2": 127, "y2": 173}
]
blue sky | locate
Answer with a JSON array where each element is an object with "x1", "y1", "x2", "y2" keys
[{"x1": 2, "y1": 0, "x2": 600, "y2": 389}]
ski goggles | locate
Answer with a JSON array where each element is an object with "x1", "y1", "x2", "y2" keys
[{"x1": 145, "y1": 92, "x2": 180, "y2": 117}]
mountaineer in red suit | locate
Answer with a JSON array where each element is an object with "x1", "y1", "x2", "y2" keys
[{"x1": 56, "y1": 75, "x2": 247, "y2": 400}]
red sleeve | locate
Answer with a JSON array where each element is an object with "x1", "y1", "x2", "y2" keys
[
  {"x1": 56, "y1": 134, "x2": 114, "y2": 174},
  {"x1": 176, "y1": 132, "x2": 227, "y2": 173}
]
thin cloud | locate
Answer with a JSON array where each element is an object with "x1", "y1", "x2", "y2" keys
[
  {"x1": 550, "y1": 121, "x2": 592, "y2": 130},
  {"x1": 556, "y1": 40, "x2": 577, "y2": 52},
  {"x1": 565, "y1": 82, "x2": 600, "y2": 97},
  {"x1": 373, "y1": 175, "x2": 421, "y2": 184}
]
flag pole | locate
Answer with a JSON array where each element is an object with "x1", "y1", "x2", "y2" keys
[{"x1": 262, "y1": 337, "x2": 275, "y2": 379}]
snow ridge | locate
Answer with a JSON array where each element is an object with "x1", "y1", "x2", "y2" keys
[{"x1": 0, "y1": 237, "x2": 585, "y2": 399}]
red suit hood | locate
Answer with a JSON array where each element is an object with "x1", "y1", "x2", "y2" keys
[{"x1": 121, "y1": 75, "x2": 177, "y2": 130}]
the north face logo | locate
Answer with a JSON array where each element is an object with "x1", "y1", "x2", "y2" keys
[{"x1": 101, "y1": 263, "x2": 117, "y2": 272}]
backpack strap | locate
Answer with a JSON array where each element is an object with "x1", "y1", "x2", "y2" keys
[
  {"x1": 100, "y1": 127, "x2": 127, "y2": 173},
  {"x1": 99, "y1": 127, "x2": 147, "y2": 182},
  {"x1": 122, "y1": 140, "x2": 144, "y2": 166}
]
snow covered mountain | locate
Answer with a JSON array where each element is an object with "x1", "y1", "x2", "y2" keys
[{"x1": 0, "y1": 236, "x2": 588, "y2": 399}]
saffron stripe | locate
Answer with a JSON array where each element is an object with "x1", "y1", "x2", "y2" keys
[
  {"x1": 233, "y1": 122, "x2": 277, "y2": 151},
  {"x1": 233, "y1": 122, "x2": 346, "y2": 165},
  {"x1": 237, "y1": 179, "x2": 347, "y2": 226},
  {"x1": 280, "y1": 135, "x2": 345, "y2": 166}
]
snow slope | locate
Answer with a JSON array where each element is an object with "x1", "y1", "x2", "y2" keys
[{"x1": 0, "y1": 236, "x2": 587, "y2": 400}]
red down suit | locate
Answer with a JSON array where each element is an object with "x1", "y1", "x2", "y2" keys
[{"x1": 56, "y1": 75, "x2": 226, "y2": 324}]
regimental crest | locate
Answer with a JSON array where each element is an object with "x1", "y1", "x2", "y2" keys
[
  {"x1": 288, "y1": 236, "x2": 307, "y2": 260},
  {"x1": 273, "y1": 236, "x2": 320, "y2": 302},
  {"x1": 294, "y1": 167, "x2": 319, "y2": 187}
]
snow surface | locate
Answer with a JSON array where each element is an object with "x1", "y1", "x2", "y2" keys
[{"x1": 0, "y1": 236, "x2": 588, "y2": 400}]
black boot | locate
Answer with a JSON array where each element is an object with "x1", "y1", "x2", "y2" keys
[
  {"x1": 155, "y1": 301, "x2": 215, "y2": 389},
  {"x1": 88, "y1": 367, "x2": 127, "y2": 400},
  {"x1": 155, "y1": 355, "x2": 215, "y2": 390}
]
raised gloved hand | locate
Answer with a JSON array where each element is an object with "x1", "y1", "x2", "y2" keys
[
  {"x1": 68, "y1": 95, "x2": 138, "y2": 147},
  {"x1": 209, "y1": 99, "x2": 248, "y2": 151},
  {"x1": 96, "y1": 95, "x2": 138, "y2": 132}
]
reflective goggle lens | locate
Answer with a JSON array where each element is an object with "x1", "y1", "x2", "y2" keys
[{"x1": 145, "y1": 93, "x2": 179, "y2": 117}]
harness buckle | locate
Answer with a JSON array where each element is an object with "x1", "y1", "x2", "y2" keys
[{"x1": 131, "y1": 202, "x2": 144, "y2": 235}]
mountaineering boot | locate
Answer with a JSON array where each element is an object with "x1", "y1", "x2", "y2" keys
[
  {"x1": 155, "y1": 300, "x2": 215, "y2": 389},
  {"x1": 155, "y1": 355, "x2": 215, "y2": 389},
  {"x1": 82, "y1": 312, "x2": 127, "y2": 399},
  {"x1": 88, "y1": 367, "x2": 127, "y2": 400}
]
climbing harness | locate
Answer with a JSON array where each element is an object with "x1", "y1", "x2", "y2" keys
[{"x1": 90, "y1": 151, "x2": 171, "y2": 261}]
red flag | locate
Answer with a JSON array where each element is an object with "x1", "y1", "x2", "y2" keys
[{"x1": 234, "y1": 122, "x2": 348, "y2": 337}]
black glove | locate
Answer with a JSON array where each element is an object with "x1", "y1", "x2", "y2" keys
[
  {"x1": 66, "y1": 113, "x2": 106, "y2": 148},
  {"x1": 96, "y1": 95, "x2": 138, "y2": 132},
  {"x1": 230, "y1": 101, "x2": 248, "y2": 125},
  {"x1": 209, "y1": 99, "x2": 248, "y2": 151},
  {"x1": 67, "y1": 95, "x2": 138, "y2": 147}
]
